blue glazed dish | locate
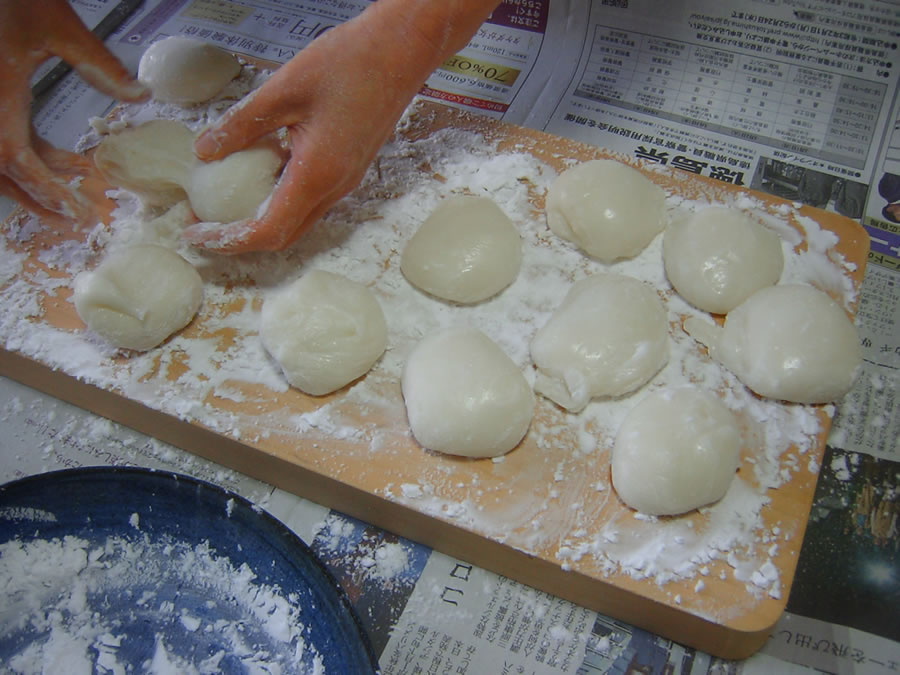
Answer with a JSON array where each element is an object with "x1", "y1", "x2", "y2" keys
[{"x1": 0, "y1": 467, "x2": 379, "y2": 673}]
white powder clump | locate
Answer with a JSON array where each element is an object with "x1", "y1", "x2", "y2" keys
[
  {"x1": 372, "y1": 542, "x2": 410, "y2": 580},
  {"x1": 0, "y1": 535, "x2": 322, "y2": 672}
]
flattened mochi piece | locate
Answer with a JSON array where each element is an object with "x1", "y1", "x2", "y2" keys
[
  {"x1": 138, "y1": 36, "x2": 242, "y2": 104},
  {"x1": 401, "y1": 195, "x2": 522, "y2": 303},
  {"x1": 664, "y1": 207, "x2": 784, "y2": 314},
  {"x1": 94, "y1": 120, "x2": 284, "y2": 224},
  {"x1": 612, "y1": 387, "x2": 741, "y2": 516},
  {"x1": 684, "y1": 284, "x2": 862, "y2": 404},
  {"x1": 93, "y1": 120, "x2": 194, "y2": 208},
  {"x1": 260, "y1": 270, "x2": 387, "y2": 396},
  {"x1": 402, "y1": 327, "x2": 535, "y2": 458},
  {"x1": 73, "y1": 244, "x2": 203, "y2": 351},
  {"x1": 530, "y1": 274, "x2": 669, "y2": 412},
  {"x1": 546, "y1": 159, "x2": 667, "y2": 262}
]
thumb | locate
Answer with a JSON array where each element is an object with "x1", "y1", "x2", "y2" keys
[
  {"x1": 194, "y1": 65, "x2": 301, "y2": 160},
  {"x1": 194, "y1": 90, "x2": 274, "y2": 161},
  {"x1": 193, "y1": 118, "x2": 246, "y2": 162}
]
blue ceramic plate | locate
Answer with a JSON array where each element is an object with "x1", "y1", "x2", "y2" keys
[{"x1": 0, "y1": 467, "x2": 378, "y2": 673}]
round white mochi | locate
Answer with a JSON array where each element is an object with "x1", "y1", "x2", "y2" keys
[
  {"x1": 664, "y1": 207, "x2": 784, "y2": 314},
  {"x1": 400, "y1": 195, "x2": 522, "y2": 303},
  {"x1": 530, "y1": 274, "x2": 669, "y2": 412},
  {"x1": 684, "y1": 284, "x2": 862, "y2": 404},
  {"x1": 612, "y1": 387, "x2": 741, "y2": 516},
  {"x1": 402, "y1": 327, "x2": 534, "y2": 458},
  {"x1": 187, "y1": 138, "x2": 284, "y2": 223},
  {"x1": 260, "y1": 270, "x2": 387, "y2": 396},
  {"x1": 94, "y1": 120, "x2": 284, "y2": 224},
  {"x1": 545, "y1": 159, "x2": 667, "y2": 262},
  {"x1": 73, "y1": 244, "x2": 202, "y2": 351},
  {"x1": 138, "y1": 36, "x2": 242, "y2": 104}
]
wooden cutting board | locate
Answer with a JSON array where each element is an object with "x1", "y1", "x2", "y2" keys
[{"x1": 0, "y1": 100, "x2": 869, "y2": 660}]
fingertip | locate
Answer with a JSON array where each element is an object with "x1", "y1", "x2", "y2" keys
[
  {"x1": 193, "y1": 129, "x2": 225, "y2": 160},
  {"x1": 118, "y1": 79, "x2": 152, "y2": 102},
  {"x1": 73, "y1": 62, "x2": 151, "y2": 102}
]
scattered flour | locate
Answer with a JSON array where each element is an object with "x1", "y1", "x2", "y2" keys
[{"x1": 0, "y1": 59, "x2": 864, "y2": 622}]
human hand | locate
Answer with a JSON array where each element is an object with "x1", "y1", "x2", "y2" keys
[
  {"x1": 0, "y1": 0, "x2": 149, "y2": 227},
  {"x1": 186, "y1": 0, "x2": 498, "y2": 253}
]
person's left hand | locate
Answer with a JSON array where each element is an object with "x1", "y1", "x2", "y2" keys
[{"x1": 0, "y1": 0, "x2": 149, "y2": 227}]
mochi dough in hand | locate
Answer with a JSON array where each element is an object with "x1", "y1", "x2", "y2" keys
[
  {"x1": 545, "y1": 159, "x2": 667, "y2": 262},
  {"x1": 94, "y1": 120, "x2": 285, "y2": 225},
  {"x1": 73, "y1": 244, "x2": 203, "y2": 351},
  {"x1": 401, "y1": 195, "x2": 522, "y2": 304},
  {"x1": 612, "y1": 387, "x2": 741, "y2": 516},
  {"x1": 260, "y1": 270, "x2": 387, "y2": 396},
  {"x1": 402, "y1": 327, "x2": 535, "y2": 458},
  {"x1": 530, "y1": 274, "x2": 669, "y2": 412},
  {"x1": 684, "y1": 284, "x2": 862, "y2": 404},
  {"x1": 138, "y1": 36, "x2": 242, "y2": 105},
  {"x1": 186, "y1": 137, "x2": 285, "y2": 223},
  {"x1": 663, "y1": 207, "x2": 783, "y2": 314}
]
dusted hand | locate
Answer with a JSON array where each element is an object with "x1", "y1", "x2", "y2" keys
[
  {"x1": 0, "y1": 0, "x2": 149, "y2": 226},
  {"x1": 186, "y1": 0, "x2": 499, "y2": 253}
]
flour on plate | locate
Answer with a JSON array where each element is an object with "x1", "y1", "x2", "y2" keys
[{"x1": 0, "y1": 532, "x2": 322, "y2": 673}]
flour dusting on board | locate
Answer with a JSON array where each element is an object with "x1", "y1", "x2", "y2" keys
[{"x1": 0, "y1": 62, "x2": 862, "y2": 621}]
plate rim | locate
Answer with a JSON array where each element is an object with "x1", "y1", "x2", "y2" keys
[{"x1": 0, "y1": 465, "x2": 380, "y2": 673}]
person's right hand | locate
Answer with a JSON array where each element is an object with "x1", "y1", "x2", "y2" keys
[
  {"x1": 184, "y1": 0, "x2": 499, "y2": 253},
  {"x1": 0, "y1": 0, "x2": 149, "y2": 227}
]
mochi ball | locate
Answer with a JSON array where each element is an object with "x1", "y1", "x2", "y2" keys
[
  {"x1": 402, "y1": 327, "x2": 535, "y2": 458},
  {"x1": 531, "y1": 274, "x2": 669, "y2": 412},
  {"x1": 260, "y1": 270, "x2": 387, "y2": 396},
  {"x1": 612, "y1": 387, "x2": 741, "y2": 516},
  {"x1": 684, "y1": 284, "x2": 862, "y2": 404},
  {"x1": 73, "y1": 244, "x2": 203, "y2": 351},
  {"x1": 545, "y1": 159, "x2": 667, "y2": 262},
  {"x1": 138, "y1": 36, "x2": 242, "y2": 104},
  {"x1": 664, "y1": 207, "x2": 784, "y2": 314},
  {"x1": 401, "y1": 195, "x2": 522, "y2": 304},
  {"x1": 187, "y1": 138, "x2": 284, "y2": 223}
]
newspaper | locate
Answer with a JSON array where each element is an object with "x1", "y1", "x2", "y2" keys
[{"x1": 1, "y1": 0, "x2": 898, "y2": 672}]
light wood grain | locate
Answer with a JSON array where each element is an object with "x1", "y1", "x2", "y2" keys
[{"x1": 0, "y1": 100, "x2": 869, "y2": 659}]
